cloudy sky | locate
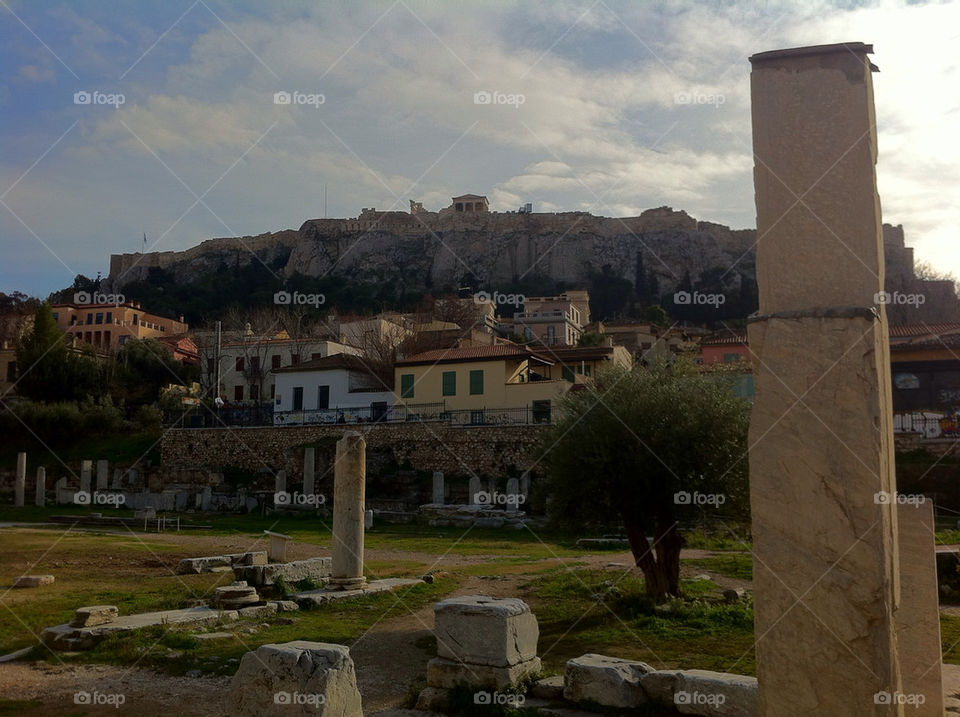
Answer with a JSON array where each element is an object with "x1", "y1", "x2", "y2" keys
[{"x1": 1, "y1": 0, "x2": 958, "y2": 298}]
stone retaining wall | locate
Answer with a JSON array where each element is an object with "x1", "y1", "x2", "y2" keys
[{"x1": 161, "y1": 423, "x2": 546, "y2": 478}]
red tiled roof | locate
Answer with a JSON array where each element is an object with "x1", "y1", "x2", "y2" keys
[
  {"x1": 889, "y1": 323, "x2": 960, "y2": 338},
  {"x1": 701, "y1": 331, "x2": 748, "y2": 346},
  {"x1": 396, "y1": 344, "x2": 553, "y2": 366}
]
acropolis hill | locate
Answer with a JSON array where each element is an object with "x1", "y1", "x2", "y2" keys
[{"x1": 108, "y1": 199, "x2": 757, "y2": 293}]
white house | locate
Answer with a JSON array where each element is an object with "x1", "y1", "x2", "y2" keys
[{"x1": 272, "y1": 353, "x2": 395, "y2": 425}]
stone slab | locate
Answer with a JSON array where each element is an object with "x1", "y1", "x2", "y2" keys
[
  {"x1": 434, "y1": 595, "x2": 539, "y2": 667},
  {"x1": 70, "y1": 605, "x2": 118, "y2": 628},
  {"x1": 425, "y1": 656, "x2": 541, "y2": 691},
  {"x1": 564, "y1": 653, "x2": 652, "y2": 708},
  {"x1": 673, "y1": 670, "x2": 758, "y2": 716},
  {"x1": 532, "y1": 674, "x2": 565, "y2": 700},
  {"x1": 294, "y1": 578, "x2": 423, "y2": 608},
  {"x1": 13, "y1": 575, "x2": 55, "y2": 588},
  {"x1": 238, "y1": 603, "x2": 277, "y2": 619},
  {"x1": 42, "y1": 606, "x2": 240, "y2": 651},
  {"x1": 234, "y1": 556, "x2": 332, "y2": 587},
  {"x1": 176, "y1": 551, "x2": 267, "y2": 575}
]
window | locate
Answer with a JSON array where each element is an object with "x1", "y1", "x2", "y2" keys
[
  {"x1": 250, "y1": 356, "x2": 260, "y2": 371},
  {"x1": 52, "y1": 312, "x2": 58, "y2": 320},
  {"x1": 532, "y1": 400, "x2": 551, "y2": 424},
  {"x1": 442, "y1": 371, "x2": 456, "y2": 396},
  {"x1": 6, "y1": 361, "x2": 15, "y2": 382},
  {"x1": 723, "y1": 353, "x2": 741, "y2": 364},
  {"x1": 207, "y1": 357, "x2": 215, "y2": 374},
  {"x1": 132, "y1": 314, "x2": 138, "y2": 325},
  {"x1": 293, "y1": 386, "x2": 304, "y2": 410},
  {"x1": 524, "y1": 327, "x2": 533, "y2": 340},
  {"x1": 400, "y1": 374, "x2": 415, "y2": 398},
  {"x1": 272, "y1": 355, "x2": 281, "y2": 370},
  {"x1": 234, "y1": 385, "x2": 244, "y2": 401},
  {"x1": 562, "y1": 366, "x2": 575, "y2": 382},
  {"x1": 106, "y1": 312, "x2": 112, "y2": 323},
  {"x1": 291, "y1": 354, "x2": 300, "y2": 366},
  {"x1": 547, "y1": 326, "x2": 555, "y2": 343},
  {"x1": 270, "y1": 384, "x2": 276, "y2": 399},
  {"x1": 318, "y1": 385, "x2": 330, "y2": 409},
  {"x1": 311, "y1": 353, "x2": 323, "y2": 361},
  {"x1": 236, "y1": 357, "x2": 244, "y2": 371},
  {"x1": 86, "y1": 313, "x2": 93, "y2": 325},
  {"x1": 118, "y1": 335, "x2": 127, "y2": 346},
  {"x1": 250, "y1": 384, "x2": 259, "y2": 400},
  {"x1": 469, "y1": 369, "x2": 484, "y2": 395}
]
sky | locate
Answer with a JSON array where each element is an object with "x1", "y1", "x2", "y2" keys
[{"x1": 1, "y1": 0, "x2": 958, "y2": 298}]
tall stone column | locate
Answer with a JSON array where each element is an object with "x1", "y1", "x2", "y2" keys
[
  {"x1": 896, "y1": 501, "x2": 943, "y2": 715},
  {"x1": 80, "y1": 460, "x2": 92, "y2": 495},
  {"x1": 432, "y1": 471, "x2": 444, "y2": 505},
  {"x1": 748, "y1": 43, "x2": 903, "y2": 715},
  {"x1": 96, "y1": 460, "x2": 108, "y2": 492},
  {"x1": 35, "y1": 467, "x2": 46, "y2": 507},
  {"x1": 15, "y1": 452, "x2": 26, "y2": 507},
  {"x1": 303, "y1": 447, "x2": 316, "y2": 497},
  {"x1": 330, "y1": 432, "x2": 367, "y2": 590}
]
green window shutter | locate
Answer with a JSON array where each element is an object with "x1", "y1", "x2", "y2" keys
[
  {"x1": 469, "y1": 369, "x2": 484, "y2": 395},
  {"x1": 562, "y1": 366, "x2": 575, "y2": 382},
  {"x1": 442, "y1": 371, "x2": 456, "y2": 396},
  {"x1": 401, "y1": 374, "x2": 415, "y2": 398}
]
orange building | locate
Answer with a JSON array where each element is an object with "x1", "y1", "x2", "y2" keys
[{"x1": 50, "y1": 301, "x2": 189, "y2": 356}]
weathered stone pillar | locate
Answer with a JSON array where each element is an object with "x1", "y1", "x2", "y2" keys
[
  {"x1": 80, "y1": 460, "x2": 92, "y2": 495},
  {"x1": 895, "y1": 500, "x2": 943, "y2": 714},
  {"x1": 15, "y1": 452, "x2": 26, "y2": 507},
  {"x1": 274, "y1": 470, "x2": 286, "y2": 502},
  {"x1": 748, "y1": 42, "x2": 902, "y2": 715},
  {"x1": 330, "y1": 432, "x2": 366, "y2": 590},
  {"x1": 432, "y1": 471, "x2": 444, "y2": 505},
  {"x1": 506, "y1": 477, "x2": 520, "y2": 512},
  {"x1": 55, "y1": 477, "x2": 67, "y2": 505},
  {"x1": 96, "y1": 460, "x2": 108, "y2": 492},
  {"x1": 201, "y1": 486, "x2": 212, "y2": 512},
  {"x1": 303, "y1": 447, "x2": 315, "y2": 497},
  {"x1": 520, "y1": 471, "x2": 530, "y2": 498},
  {"x1": 35, "y1": 467, "x2": 46, "y2": 507},
  {"x1": 111, "y1": 469, "x2": 122, "y2": 490},
  {"x1": 468, "y1": 476, "x2": 482, "y2": 505}
]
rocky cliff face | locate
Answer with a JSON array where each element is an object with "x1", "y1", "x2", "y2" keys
[{"x1": 110, "y1": 207, "x2": 758, "y2": 295}]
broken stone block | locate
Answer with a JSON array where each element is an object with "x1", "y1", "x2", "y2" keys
[
  {"x1": 723, "y1": 588, "x2": 747, "y2": 603},
  {"x1": 13, "y1": 575, "x2": 55, "y2": 588},
  {"x1": 234, "y1": 556, "x2": 331, "y2": 587},
  {"x1": 272, "y1": 600, "x2": 300, "y2": 612},
  {"x1": 415, "y1": 686, "x2": 450, "y2": 712},
  {"x1": 433, "y1": 595, "x2": 538, "y2": 667},
  {"x1": 532, "y1": 674, "x2": 565, "y2": 700},
  {"x1": 238, "y1": 603, "x2": 277, "y2": 619},
  {"x1": 564, "y1": 653, "x2": 653, "y2": 708},
  {"x1": 673, "y1": 670, "x2": 757, "y2": 716},
  {"x1": 213, "y1": 582, "x2": 260, "y2": 610},
  {"x1": 70, "y1": 605, "x2": 119, "y2": 628},
  {"x1": 426, "y1": 656, "x2": 541, "y2": 691},
  {"x1": 228, "y1": 641, "x2": 362, "y2": 716}
]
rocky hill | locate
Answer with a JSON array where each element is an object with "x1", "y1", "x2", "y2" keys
[{"x1": 108, "y1": 207, "x2": 757, "y2": 298}]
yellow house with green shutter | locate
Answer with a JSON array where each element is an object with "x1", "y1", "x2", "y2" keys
[{"x1": 393, "y1": 344, "x2": 570, "y2": 424}]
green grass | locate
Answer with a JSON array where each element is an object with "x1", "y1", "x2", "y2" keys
[
  {"x1": 941, "y1": 614, "x2": 960, "y2": 665},
  {"x1": 682, "y1": 554, "x2": 753, "y2": 581},
  {"x1": 524, "y1": 567, "x2": 756, "y2": 676}
]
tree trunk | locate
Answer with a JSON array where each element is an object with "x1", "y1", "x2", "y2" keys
[{"x1": 625, "y1": 517, "x2": 685, "y2": 602}]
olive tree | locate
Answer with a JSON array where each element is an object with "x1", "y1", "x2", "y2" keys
[{"x1": 541, "y1": 360, "x2": 750, "y2": 601}]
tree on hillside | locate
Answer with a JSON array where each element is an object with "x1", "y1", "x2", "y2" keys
[
  {"x1": 541, "y1": 361, "x2": 750, "y2": 601},
  {"x1": 114, "y1": 338, "x2": 193, "y2": 406},
  {"x1": 15, "y1": 303, "x2": 100, "y2": 402}
]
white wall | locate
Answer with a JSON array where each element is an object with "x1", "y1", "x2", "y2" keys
[{"x1": 274, "y1": 367, "x2": 394, "y2": 418}]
